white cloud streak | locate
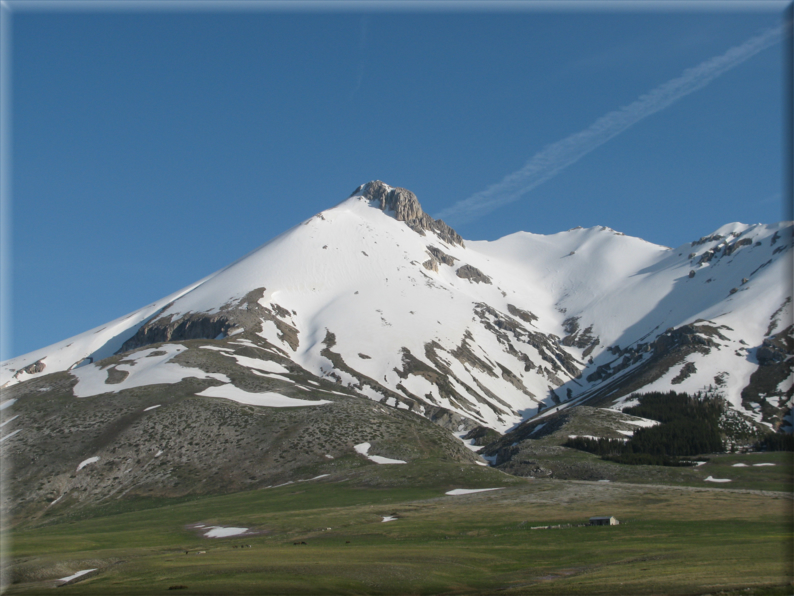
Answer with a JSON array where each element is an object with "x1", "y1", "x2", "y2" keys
[{"x1": 435, "y1": 25, "x2": 786, "y2": 225}]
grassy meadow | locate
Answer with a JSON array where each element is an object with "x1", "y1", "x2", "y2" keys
[
  {"x1": 4, "y1": 453, "x2": 792, "y2": 595},
  {"x1": 534, "y1": 447, "x2": 794, "y2": 493}
]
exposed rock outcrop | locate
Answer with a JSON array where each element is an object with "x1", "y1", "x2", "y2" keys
[
  {"x1": 119, "y1": 289, "x2": 300, "y2": 354},
  {"x1": 422, "y1": 259, "x2": 439, "y2": 272},
  {"x1": 456, "y1": 264, "x2": 491, "y2": 284},
  {"x1": 422, "y1": 246, "x2": 458, "y2": 272},
  {"x1": 580, "y1": 321, "x2": 730, "y2": 406},
  {"x1": 507, "y1": 304, "x2": 538, "y2": 325},
  {"x1": 691, "y1": 234, "x2": 724, "y2": 247},
  {"x1": 11, "y1": 359, "x2": 47, "y2": 381},
  {"x1": 462, "y1": 425, "x2": 502, "y2": 446},
  {"x1": 120, "y1": 312, "x2": 233, "y2": 352},
  {"x1": 741, "y1": 325, "x2": 793, "y2": 429},
  {"x1": 472, "y1": 303, "x2": 580, "y2": 380},
  {"x1": 424, "y1": 406, "x2": 480, "y2": 433},
  {"x1": 561, "y1": 317, "x2": 600, "y2": 357},
  {"x1": 698, "y1": 250, "x2": 716, "y2": 265},
  {"x1": 724, "y1": 237, "x2": 753, "y2": 256},
  {"x1": 21, "y1": 360, "x2": 46, "y2": 375},
  {"x1": 353, "y1": 181, "x2": 464, "y2": 247},
  {"x1": 426, "y1": 246, "x2": 457, "y2": 267},
  {"x1": 671, "y1": 361, "x2": 697, "y2": 385}
]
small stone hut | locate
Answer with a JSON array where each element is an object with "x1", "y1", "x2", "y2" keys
[{"x1": 590, "y1": 516, "x2": 619, "y2": 526}]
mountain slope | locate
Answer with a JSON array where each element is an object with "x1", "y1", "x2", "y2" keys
[
  {"x1": 2, "y1": 181, "x2": 792, "y2": 522},
  {"x1": 3, "y1": 181, "x2": 790, "y2": 433}
]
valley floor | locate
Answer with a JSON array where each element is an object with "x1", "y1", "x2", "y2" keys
[{"x1": 3, "y1": 454, "x2": 792, "y2": 596}]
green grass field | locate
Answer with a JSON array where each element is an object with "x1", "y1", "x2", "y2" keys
[
  {"x1": 687, "y1": 451, "x2": 793, "y2": 492},
  {"x1": 4, "y1": 454, "x2": 792, "y2": 595},
  {"x1": 512, "y1": 444, "x2": 794, "y2": 493}
]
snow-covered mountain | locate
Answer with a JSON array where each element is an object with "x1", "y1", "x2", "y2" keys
[{"x1": 2, "y1": 181, "x2": 792, "y2": 434}]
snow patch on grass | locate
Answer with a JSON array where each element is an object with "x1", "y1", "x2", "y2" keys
[
  {"x1": 221, "y1": 353, "x2": 290, "y2": 375},
  {"x1": 77, "y1": 456, "x2": 99, "y2": 471},
  {"x1": 0, "y1": 414, "x2": 18, "y2": 428},
  {"x1": 704, "y1": 476, "x2": 732, "y2": 483},
  {"x1": 445, "y1": 488, "x2": 504, "y2": 496},
  {"x1": 623, "y1": 417, "x2": 659, "y2": 428},
  {"x1": 58, "y1": 569, "x2": 96, "y2": 583},
  {"x1": 452, "y1": 431, "x2": 481, "y2": 453},
  {"x1": 203, "y1": 526, "x2": 249, "y2": 538},
  {"x1": 196, "y1": 384, "x2": 331, "y2": 408},
  {"x1": 0, "y1": 429, "x2": 21, "y2": 443},
  {"x1": 354, "y1": 442, "x2": 407, "y2": 464},
  {"x1": 568, "y1": 434, "x2": 628, "y2": 442}
]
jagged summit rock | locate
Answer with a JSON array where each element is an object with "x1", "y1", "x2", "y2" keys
[{"x1": 352, "y1": 180, "x2": 464, "y2": 247}]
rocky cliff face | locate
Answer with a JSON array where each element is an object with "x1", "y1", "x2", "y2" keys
[
  {"x1": 119, "y1": 289, "x2": 300, "y2": 353},
  {"x1": 353, "y1": 180, "x2": 464, "y2": 247}
]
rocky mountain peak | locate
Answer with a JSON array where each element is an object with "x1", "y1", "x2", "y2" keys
[{"x1": 352, "y1": 180, "x2": 464, "y2": 248}]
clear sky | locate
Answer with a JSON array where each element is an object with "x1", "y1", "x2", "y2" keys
[{"x1": 4, "y1": 2, "x2": 789, "y2": 359}]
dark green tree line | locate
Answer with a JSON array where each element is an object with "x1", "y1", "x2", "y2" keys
[{"x1": 564, "y1": 391, "x2": 724, "y2": 466}]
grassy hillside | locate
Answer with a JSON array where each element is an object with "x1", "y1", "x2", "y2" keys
[{"x1": 1, "y1": 359, "x2": 481, "y2": 527}]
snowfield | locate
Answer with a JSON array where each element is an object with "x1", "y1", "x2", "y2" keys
[{"x1": 71, "y1": 344, "x2": 229, "y2": 398}]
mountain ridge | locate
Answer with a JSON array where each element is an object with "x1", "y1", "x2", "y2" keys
[{"x1": 2, "y1": 182, "x2": 792, "y2": 435}]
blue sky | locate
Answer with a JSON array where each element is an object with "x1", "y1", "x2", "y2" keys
[{"x1": 4, "y1": 3, "x2": 789, "y2": 359}]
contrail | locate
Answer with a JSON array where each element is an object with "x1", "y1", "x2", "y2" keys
[{"x1": 435, "y1": 24, "x2": 786, "y2": 225}]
